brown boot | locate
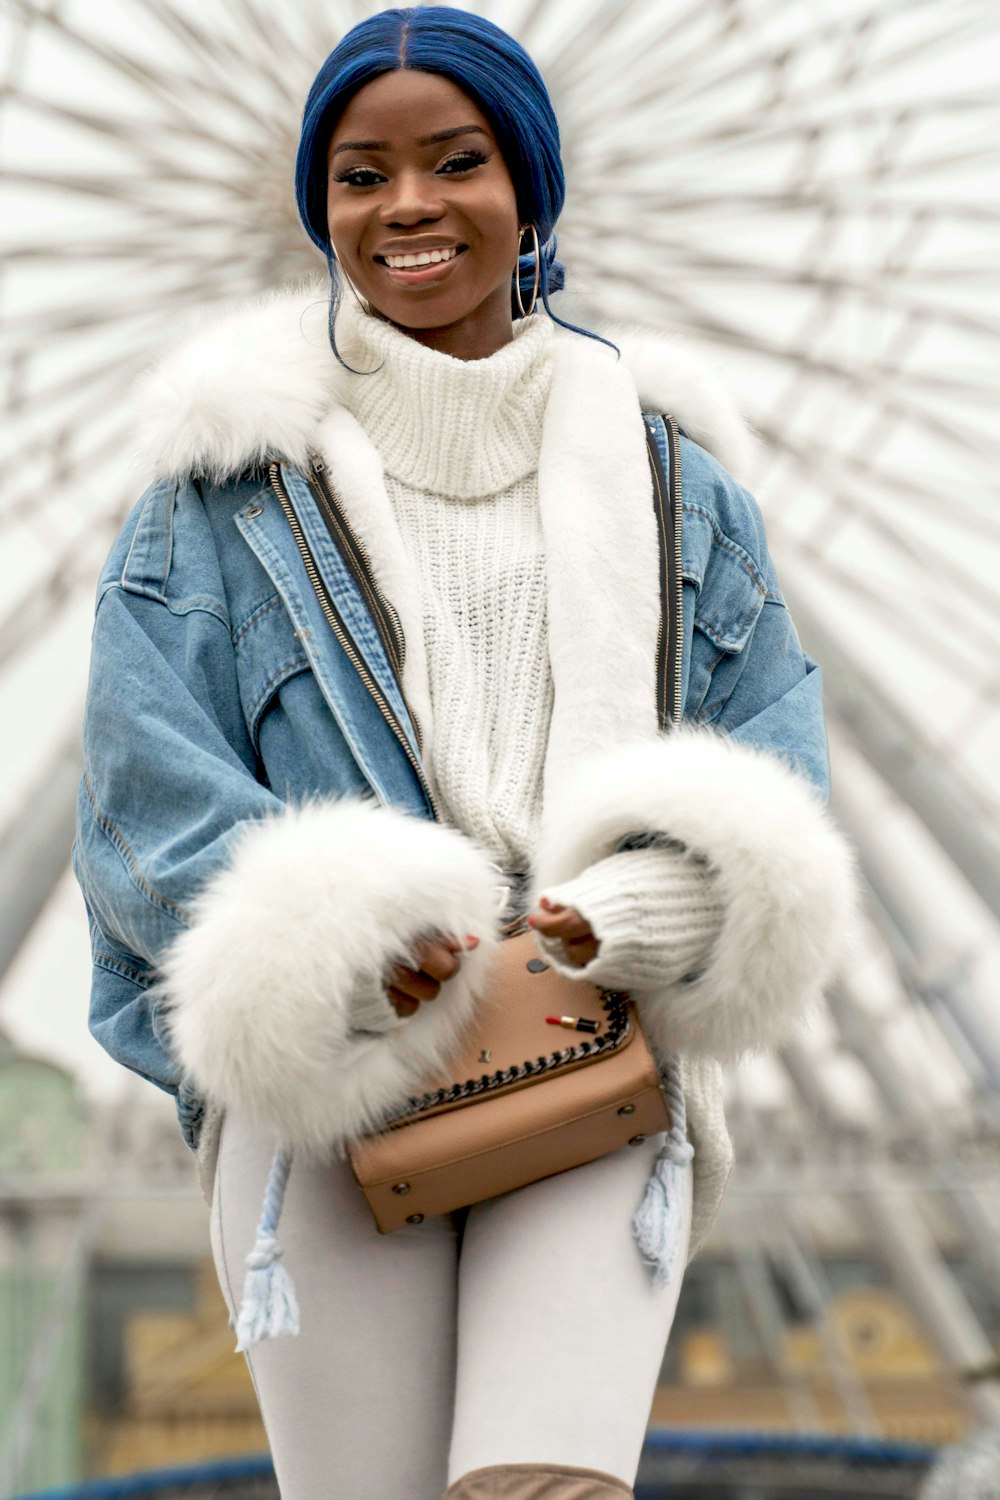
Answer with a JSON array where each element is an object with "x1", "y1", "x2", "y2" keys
[{"x1": 444, "y1": 1463, "x2": 633, "y2": 1499}]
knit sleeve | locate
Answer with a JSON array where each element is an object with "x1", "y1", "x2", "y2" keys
[
  {"x1": 347, "y1": 970, "x2": 409, "y2": 1035},
  {"x1": 531, "y1": 842, "x2": 725, "y2": 992}
]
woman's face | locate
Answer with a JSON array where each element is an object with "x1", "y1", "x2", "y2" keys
[{"x1": 326, "y1": 70, "x2": 522, "y2": 359}]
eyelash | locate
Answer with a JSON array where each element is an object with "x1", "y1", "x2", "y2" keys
[{"x1": 334, "y1": 148, "x2": 490, "y2": 188}]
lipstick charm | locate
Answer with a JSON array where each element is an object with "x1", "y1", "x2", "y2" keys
[{"x1": 546, "y1": 1015, "x2": 599, "y2": 1034}]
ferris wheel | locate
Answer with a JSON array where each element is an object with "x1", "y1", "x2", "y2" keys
[{"x1": 2, "y1": 0, "x2": 1000, "y2": 1457}]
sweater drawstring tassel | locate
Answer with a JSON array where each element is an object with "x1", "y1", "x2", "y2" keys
[
  {"x1": 234, "y1": 1146, "x2": 300, "y2": 1352},
  {"x1": 632, "y1": 1057, "x2": 694, "y2": 1289}
]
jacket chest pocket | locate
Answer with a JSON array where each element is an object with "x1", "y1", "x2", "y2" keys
[
  {"x1": 683, "y1": 523, "x2": 767, "y2": 722},
  {"x1": 232, "y1": 593, "x2": 311, "y2": 753}
]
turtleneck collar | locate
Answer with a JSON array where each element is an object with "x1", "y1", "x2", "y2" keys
[{"x1": 334, "y1": 295, "x2": 555, "y2": 499}]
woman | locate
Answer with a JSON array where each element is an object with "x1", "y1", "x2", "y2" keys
[{"x1": 74, "y1": 8, "x2": 857, "y2": 1498}]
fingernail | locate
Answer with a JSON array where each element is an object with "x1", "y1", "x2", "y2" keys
[
  {"x1": 526, "y1": 915, "x2": 537, "y2": 927},
  {"x1": 539, "y1": 897, "x2": 553, "y2": 910},
  {"x1": 465, "y1": 934, "x2": 480, "y2": 948}
]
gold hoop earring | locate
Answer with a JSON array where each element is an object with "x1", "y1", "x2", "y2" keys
[
  {"x1": 515, "y1": 223, "x2": 540, "y2": 318},
  {"x1": 330, "y1": 249, "x2": 372, "y2": 316}
]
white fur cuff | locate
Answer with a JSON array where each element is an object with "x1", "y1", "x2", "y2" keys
[
  {"x1": 530, "y1": 724, "x2": 860, "y2": 1061},
  {"x1": 160, "y1": 799, "x2": 501, "y2": 1154}
]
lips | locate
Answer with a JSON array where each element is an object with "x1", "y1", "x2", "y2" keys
[
  {"x1": 374, "y1": 243, "x2": 467, "y2": 266},
  {"x1": 375, "y1": 245, "x2": 468, "y2": 288}
]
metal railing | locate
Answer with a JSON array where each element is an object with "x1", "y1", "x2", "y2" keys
[{"x1": 11, "y1": 1432, "x2": 937, "y2": 1500}]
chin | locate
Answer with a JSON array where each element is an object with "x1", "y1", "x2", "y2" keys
[{"x1": 367, "y1": 295, "x2": 471, "y2": 331}]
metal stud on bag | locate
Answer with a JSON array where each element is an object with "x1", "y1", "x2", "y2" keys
[
  {"x1": 346, "y1": 411, "x2": 681, "y2": 1241},
  {"x1": 380, "y1": 984, "x2": 632, "y2": 1128}
]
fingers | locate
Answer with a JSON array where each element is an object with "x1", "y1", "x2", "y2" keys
[
  {"x1": 527, "y1": 903, "x2": 600, "y2": 970},
  {"x1": 386, "y1": 933, "x2": 479, "y2": 1016},
  {"x1": 559, "y1": 936, "x2": 600, "y2": 968},
  {"x1": 387, "y1": 990, "x2": 420, "y2": 1018},
  {"x1": 527, "y1": 904, "x2": 593, "y2": 942}
]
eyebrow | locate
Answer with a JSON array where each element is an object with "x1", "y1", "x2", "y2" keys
[{"x1": 331, "y1": 124, "x2": 491, "y2": 158}]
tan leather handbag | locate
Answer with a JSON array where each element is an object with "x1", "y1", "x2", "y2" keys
[
  {"x1": 347, "y1": 916, "x2": 672, "y2": 1231},
  {"x1": 348, "y1": 411, "x2": 683, "y2": 1234}
]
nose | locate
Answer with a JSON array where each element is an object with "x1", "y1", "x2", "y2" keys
[{"x1": 378, "y1": 166, "x2": 445, "y2": 227}]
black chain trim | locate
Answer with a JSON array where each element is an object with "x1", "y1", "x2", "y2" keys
[{"x1": 382, "y1": 988, "x2": 633, "y2": 1128}]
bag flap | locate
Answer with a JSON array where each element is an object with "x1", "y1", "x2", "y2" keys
[{"x1": 384, "y1": 929, "x2": 634, "y2": 1126}]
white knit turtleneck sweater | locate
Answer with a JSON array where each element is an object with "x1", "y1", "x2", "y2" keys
[
  {"x1": 337, "y1": 305, "x2": 724, "y2": 1021},
  {"x1": 344, "y1": 307, "x2": 554, "y2": 870}
]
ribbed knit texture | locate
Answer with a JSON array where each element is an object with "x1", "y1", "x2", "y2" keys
[
  {"x1": 533, "y1": 844, "x2": 725, "y2": 992},
  {"x1": 339, "y1": 303, "x2": 553, "y2": 498},
  {"x1": 349, "y1": 966, "x2": 410, "y2": 1036},
  {"x1": 338, "y1": 303, "x2": 725, "y2": 1011},
  {"x1": 340, "y1": 305, "x2": 555, "y2": 873}
]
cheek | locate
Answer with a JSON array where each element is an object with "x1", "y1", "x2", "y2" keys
[
  {"x1": 326, "y1": 194, "x2": 364, "y2": 255},
  {"x1": 473, "y1": 189, "x2": 520, "y2": 262}
]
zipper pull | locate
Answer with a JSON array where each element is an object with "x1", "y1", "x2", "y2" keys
[{"x1": 311, "y1": 454, "x2": 326, "y2": 473}]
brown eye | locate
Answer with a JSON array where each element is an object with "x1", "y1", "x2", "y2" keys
[
  {"x1": 334, "y1": 167, "x2": 385, "y2": 188},
  {"x1": 438, "y1": 149, "x2": 490, "y2": 175}
]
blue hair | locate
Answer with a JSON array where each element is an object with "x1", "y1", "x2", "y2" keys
[{"x1": 294, "y1": 6, "x2": 616, "y2": 356}]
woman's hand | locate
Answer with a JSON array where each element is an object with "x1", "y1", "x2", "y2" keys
[
  {"x1": 527, "y1": 898, "x2": 599, "y2": 969},
  {"x1": 387, "y1": 933, "x2": 481, "y2": 1017}
]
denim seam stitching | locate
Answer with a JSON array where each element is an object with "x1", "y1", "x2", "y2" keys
[
  {"x1": 232, "y1": 592, "x2": 283, "y2": 645},
  {"x1": 682, "y1": 500, "x2": 768, "y2": 593},
  {"x1": 245, "y1": 655, "x2": 311, "y2": 744},
  {"x1": 92, "y1": 950, "x2": 151, "y2": 987},
  {"x1": 689, "y1": 643, "x2": 728, "y2": 718},
  {"x1": 694, "y1": 599, "x2": 763, "y2": 652},
  {"x1": 122, "y1": 483, "x2": 173, "y2": 596},
  {"x1": 96, "y1": 581, "x2": 230, "y2": 629},
  {"x1": 82, "y1": 772, "x2": 188, "y2": 926}
]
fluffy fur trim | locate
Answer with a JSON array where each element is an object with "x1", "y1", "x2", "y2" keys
[
  {"x1": 591, "y1": 314, "x2": 762, "y2": 487},
  {"x1": 130, "y1": 282, "x2": 334, "y2": 487},
  {"x1": 530, "y1": 723, "x2": 861, "y2": 1062},
  {"x1": 131, "y1": 279, "x2": 758, "y2": 490},
  {"x1": 313, "y1": 403, "x2": 437, "y2": 775},
  {"x1": 536, "y1": 331, "x2": 661, "y2": 792},
  {"x1": 160, "y1": 798, "x2": 501, "y2": 1155}
]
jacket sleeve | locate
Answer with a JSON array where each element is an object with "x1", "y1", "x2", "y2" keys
[
  {"x1": 529, "y1": 471, "x2": 860, "y2": 1064},
  {"x1": 75, "y1": 492, "x2": 499, "y2": 1156}
]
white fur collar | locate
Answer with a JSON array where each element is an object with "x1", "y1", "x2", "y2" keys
[
  {"x1": 131, "y1": 278, "x2": 759, "y2": 823},
  {"x1": 131, "y1": 278, "x2": 758, "y2": 490}
]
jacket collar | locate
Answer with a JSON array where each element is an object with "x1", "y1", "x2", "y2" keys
[
  {"x1": 131, "y1": 279, "x2": 758, "y2": 817},
  {"x1": 132, "y1": 278, "x2": 758, "y2": 491}
]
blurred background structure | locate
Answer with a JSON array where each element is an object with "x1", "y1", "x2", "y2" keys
[{"x1": 2, "y1": 0, "x2": 999, "y2": 1496}]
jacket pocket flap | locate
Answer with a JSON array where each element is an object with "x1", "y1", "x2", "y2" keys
[
  {"x1": 233, "y1": 594, "x2": 311, "y2": 746},
  {"x1": 691, "y1": 531, "x2": 767, "y2": 654}
]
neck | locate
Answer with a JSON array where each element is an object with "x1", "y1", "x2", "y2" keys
[
  {"x1": 372, "y1": 285, "x2": 520, "y2": 362},
  {"x1": 335, "y1": 295, "x2": 555, "y2": 498}
]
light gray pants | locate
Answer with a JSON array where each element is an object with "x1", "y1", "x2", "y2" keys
[{"x1": 210, "y1": 1108, "x2": 692, "y2": 1500}]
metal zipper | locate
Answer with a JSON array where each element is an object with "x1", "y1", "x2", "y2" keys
[
  {"x1": 267, "y1": 417, "x2": 681, "y2": 828},
  {"x1": 644, "y1": 414, "x2": 684, "y2": 729},
  {"x1": 307, "y1": 454, "x2": 408, "y2": 681},
  {"x1": 266, "y1": 461, "x2": 439, "y2": 819},
  {"x1": 664, "y1": 413, "x2": 684, "y2": 726}
]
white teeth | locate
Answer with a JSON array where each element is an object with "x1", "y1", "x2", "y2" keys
[{"x1": 384, "y1": 247, "x2": 459, "y2": 269}]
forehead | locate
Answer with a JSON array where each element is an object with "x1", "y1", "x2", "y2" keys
[{"x1": 329, "y1": 70, "x2": 494, "y2": 149}]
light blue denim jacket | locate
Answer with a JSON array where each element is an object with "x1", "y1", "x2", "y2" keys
[{"x1": 73, "y1": 418, "x2": 831, "y2": 1153}]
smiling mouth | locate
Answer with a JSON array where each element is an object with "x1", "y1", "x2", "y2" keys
[
  {"x1": 373, "y1": 245, "x2": 468, "y2": 285},
  {"x1": 375, "y1": 245, "x2": 466, "y2": 268}
]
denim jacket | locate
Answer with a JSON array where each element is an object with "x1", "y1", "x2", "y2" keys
[{"x1": 72, "y1": 285, "x2": 857, "y2": 1264}]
